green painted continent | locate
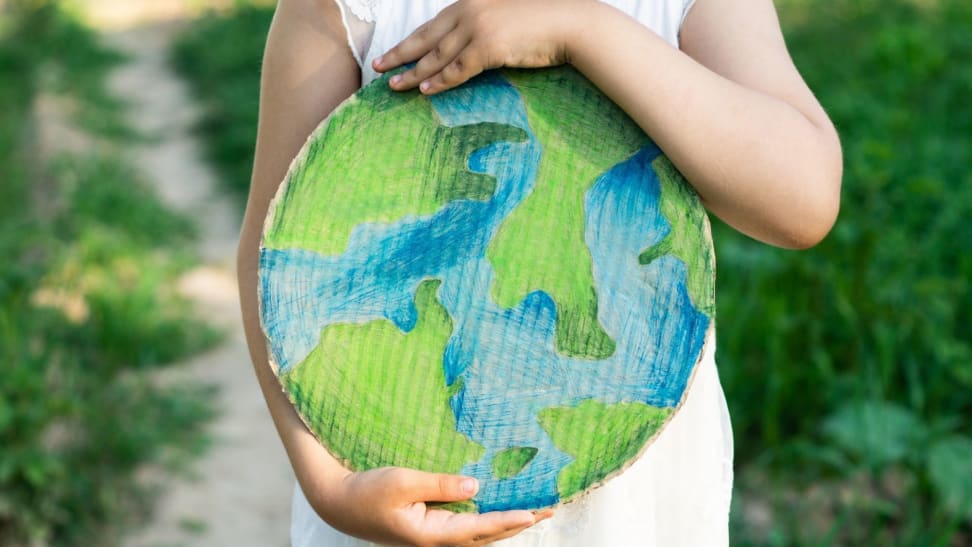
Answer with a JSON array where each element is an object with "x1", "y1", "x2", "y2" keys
[
  {"x1": 637, "y1": 156, "x2": 716, "y2": 317},
  {"x1": 265, "y1": 76, "x2": 527, "y2": 255},
  {"x1": 537, "y1": 399, "x2": 672, "y2": 499},
  {"x1": 490, "y1": 67, "x2": 649, "y2": 359},
  {"x1": 281, "y1": 279, "x2": 484, "y2": 473},
  {"x1": 492, "y1": 446, "x2": 539, "y2": 479}
]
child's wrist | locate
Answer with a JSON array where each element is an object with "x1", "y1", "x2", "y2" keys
[{"x1": 561, "y1": 1, "x2": 617, "y2": 65}]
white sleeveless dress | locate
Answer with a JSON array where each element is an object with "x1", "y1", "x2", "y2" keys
[{"x1": 291, "y1": 2, "x2": 734, "y2": 545}]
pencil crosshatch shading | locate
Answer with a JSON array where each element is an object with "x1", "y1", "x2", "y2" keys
[{"x1": 258, "y1": 66, "x2": 715, "y2": 512}]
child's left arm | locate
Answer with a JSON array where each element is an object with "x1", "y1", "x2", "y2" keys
[{"x1": 374, "y1": 0, "x2": 842, "y2": 249}]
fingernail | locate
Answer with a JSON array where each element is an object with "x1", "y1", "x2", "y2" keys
[
  {"x1": 419, "y1": 80, "x2": 431, "y2": 92},
  {"x1": 531, "y1": 509, "x2": 554, "y2": 523},
  {"x1": 373, "y1": 55, "x2": 383, "y2": 67},
  {"x1": 390, "y1": 74, "x2": 401, "y2": 86},
  {"x1": 461, "y1": 477, "x2": 478, "y2": 495}
]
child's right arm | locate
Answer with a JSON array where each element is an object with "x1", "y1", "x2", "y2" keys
[{"x1": 237, "y1": 0, "x2": 548, "y2": 545}]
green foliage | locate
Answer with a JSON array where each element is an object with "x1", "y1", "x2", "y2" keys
[
  {"x1": 171, "y1": 3, "x2": 274, "y2": 195},
  {"x1": 720, "y1": 0, "x2": 972, "y2": 543},
  {"x1": 0, "y1": 4, "x2": 219, "y2": 545},
  {"x1": 927, "y1": 436, "x2": 972, "y2": 521},
  {"x1": 732, "y1": 400, "x2": 972, "y2": 545},
  {"x1": 821, "y1": 401, "x2": 927, "y2": 470},
  {"x1": 51, "y1": 155, "x2": 196, "y2": 247},
  {"x1": 2, "y1": 1, "x2": 130, "y2": 137}
]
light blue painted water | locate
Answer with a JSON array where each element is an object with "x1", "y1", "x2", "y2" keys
[
  {"x1": 260, "y1": 73, "x2": 534, "y2": 374},
  {"x1": 259, "y1": 72, "x2": 708, "y2": 511}
]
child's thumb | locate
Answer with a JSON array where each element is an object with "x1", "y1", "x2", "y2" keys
[{"x1": 392, "y1": 469, "x2": 479, "y2": 503}]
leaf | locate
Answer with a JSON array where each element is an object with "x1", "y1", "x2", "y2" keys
[
  {"x1": 927, "y1": 436, "x2": 972, "y2": 521},
  {"x1": 821, "y1": 401, "x2": 927, "y2": 468}
]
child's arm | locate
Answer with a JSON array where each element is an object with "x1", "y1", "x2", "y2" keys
[
  {"x1": 238, "y1": 0, "x2": 547, "y2": 544},
  {"x1": 374, "y1": 0, "x2": 843, "y2": 249}
]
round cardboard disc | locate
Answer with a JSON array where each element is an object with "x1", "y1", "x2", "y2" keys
[{"x1": 258, "y1": 66, "x2": 715, "y2": 512}]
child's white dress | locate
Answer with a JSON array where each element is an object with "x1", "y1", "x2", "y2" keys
[{"x1": 291, "y1": 1, "x2": 734, "y2": 545}]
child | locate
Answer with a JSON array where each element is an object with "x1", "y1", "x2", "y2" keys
[{"x1": 236, "y1": 0, "x2": 842, "y2": 545}]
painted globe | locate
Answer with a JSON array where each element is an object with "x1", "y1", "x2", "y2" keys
[{"x1": 258, "y1": 66, "x2": 715, "y2": 512}]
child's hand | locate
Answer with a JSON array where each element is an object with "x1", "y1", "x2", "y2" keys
[
  {"x1": 322, "y1": 466, "x2": 554, "y2": 546},
  {"x1": 371, "y1": 0, "x2": 588, "y2": 95}
]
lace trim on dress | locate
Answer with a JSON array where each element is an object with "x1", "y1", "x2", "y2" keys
[
  {"x1": 342, "y1": 0, "x2": 377, "y2": 22},
  {"x1": 332, "y1": 0, "x2": 378, "y2": 69}
]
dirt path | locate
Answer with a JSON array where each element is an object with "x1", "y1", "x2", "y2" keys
[{"x1": 74, "y1": 4, "x2": 294, "y2": 546}]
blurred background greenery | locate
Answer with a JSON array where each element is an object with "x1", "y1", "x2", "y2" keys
[
  {"x1": 0, "y1": 3, "x2": 220, "y2": 545},
  {"x1": 2, "y1": 0, "x2": 970, "y2": 545}
]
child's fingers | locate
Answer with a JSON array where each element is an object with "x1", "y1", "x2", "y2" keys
[
  {"x1": 428, "y1": 509, "x2": 537, "y2": 545},
  {"x1": 417, "y1": 47, "x2": 486, "y2": 95},
  {"x1": 373, "y1": 15, "x2": 456, "y2": 73},
  {"x1": 475, "y1": 509, "x2": 555, "y2": 544},
  {"x1": 389, "y1": 30, "x2": 471, "y2": 91},
  {"x1": 479, "y1": 522, "x2": 540, "y2": 544},
  {"x1": 386, "y1": 468, "x2": 479, "y2": 503},
  {"x1": 534, "y1": 508, "x2": 556, "y2": 521}
]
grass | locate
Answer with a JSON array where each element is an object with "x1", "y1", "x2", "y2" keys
[
  {"x1": 716, "y1": 0, "x2": 972, "y2": 543},
  {"x1": 172, "y1": 3, "x2": 274, "y2": 196},
  {"x1": 172, "y1": 0, "x2": 972, "y2": 544},
  {"x1": 0, "y1": 3, "x2": 220, "y2": 545}
]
